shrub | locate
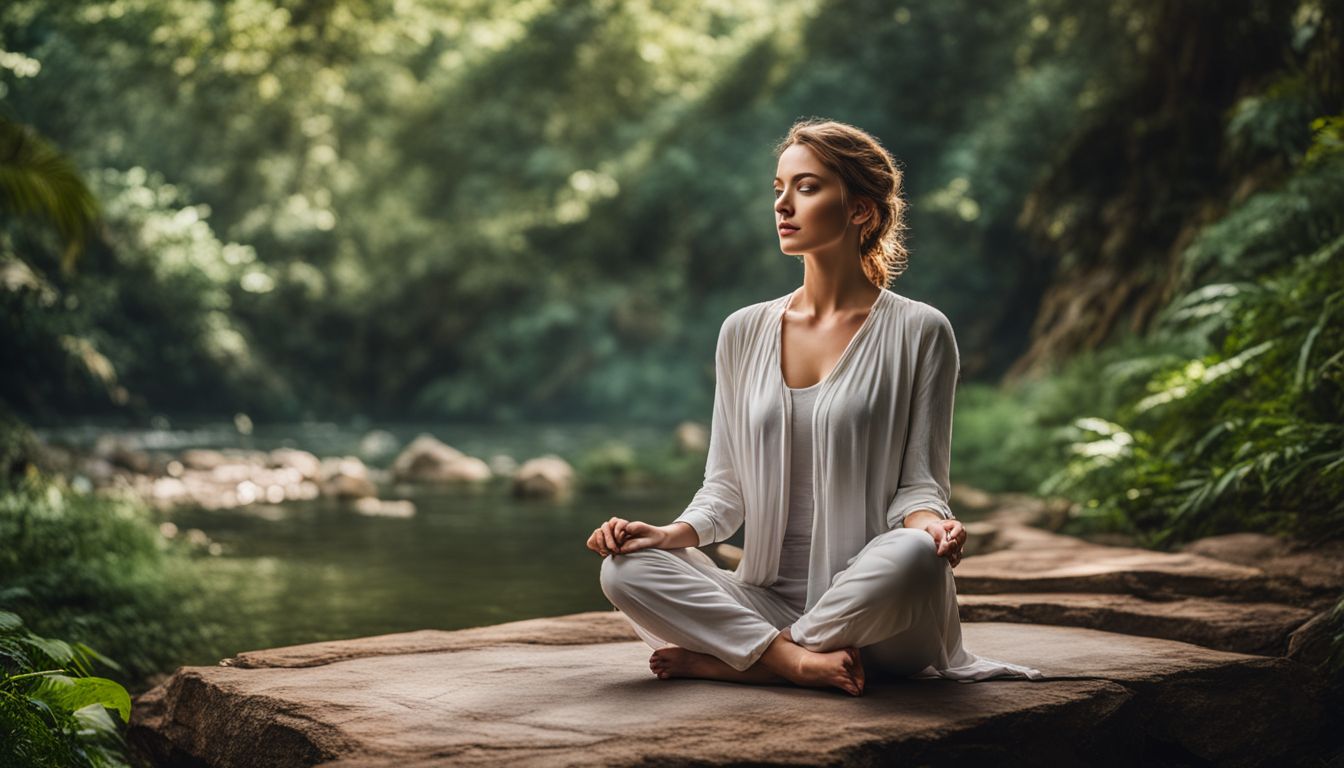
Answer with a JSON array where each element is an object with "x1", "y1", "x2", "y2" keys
[{"x1": 0, "y1": 609, "x2": 133, "y2": 768}]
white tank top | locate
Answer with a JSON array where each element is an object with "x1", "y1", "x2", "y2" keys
[{"x1": 774, "y1": 381, "x2": 819, "y2": 609}]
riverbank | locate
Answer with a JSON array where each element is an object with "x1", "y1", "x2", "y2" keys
[{"x1": 127, "y1": 501, "x2": 1344, "y2": 767}]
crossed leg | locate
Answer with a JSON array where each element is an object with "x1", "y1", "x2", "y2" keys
[
  {"x1": 599, "y1": 546, "x2": 864, "y2": 694},
  {"x1": 647, "y1": 628, "x2": 865, "y2": 695}
]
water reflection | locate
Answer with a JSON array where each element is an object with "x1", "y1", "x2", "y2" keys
[{"x1": 163, "y1": 464, "x2": 701, "y2": 664}]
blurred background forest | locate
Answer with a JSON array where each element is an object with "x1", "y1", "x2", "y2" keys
[{"x1": 1, "y1": 0, "x2": 1342, "y2": 762}]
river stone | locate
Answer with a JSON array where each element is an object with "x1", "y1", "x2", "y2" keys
[
  {"x1": 319, "y1": 456, "x2": 377, "y2": 499},
  {"x1": 351, "y1": 497, "x2": 416, "y2": 518},
  {"x1": 432, "y1": 455, "x2": 493, "y2": 483},
  {"x1": 512, "y1": 455, "x2": 575, "y2": 498},
  {"x1": 269, "y1": 448, "x2": 323, "y2": 481},
  {"x1": 957, "y1": 592, "x2": 1314, "y2": 655},
  {"x1": 94, "y1": 434, "x2": 153, "y2": 473},
  {"x1": 181, "y1": 448, "x2": 228, "y2": 471},
  {"x1": 673, "y1": 421, "x2": 708, "y2": 454},
  {"x1": 390, "y1": 434, "x2": 467, "y2": 482},
  {"x1": 128, "y1": 612, "x2": 1325, "y2": 768}
]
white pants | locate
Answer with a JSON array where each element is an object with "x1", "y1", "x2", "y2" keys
[{"x1": 600, "y1": 527, "x2": 960, "y2": 676}]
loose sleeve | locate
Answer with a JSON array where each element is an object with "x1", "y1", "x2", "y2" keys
[
  {"x1": 672, "y1": 316, "x2": 746, "y2": 547},
  {"x1": 886, "y1": 309, "x2": 960, "y2": 530}
]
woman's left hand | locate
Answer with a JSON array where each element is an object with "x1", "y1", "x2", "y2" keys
[{"x1": 922, "y1": 519, "x2": 966, "y2": 568}]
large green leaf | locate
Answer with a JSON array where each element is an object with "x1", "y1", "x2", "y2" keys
[
  {"x1": 29, "y1": 674, "x2": 132, "y2": 724},
  {"x1": 0, "y1": 611, "x2": 22, "y2": 633},
  {"x1": 19, "y1": 635, "x2": 75, "y2": 666},
  {"x1": 0, "y1": 116, "x2": 100, "y2": 274},
  {"x1": 71, "y1": 642, "x2": 124, "y2": 675}
]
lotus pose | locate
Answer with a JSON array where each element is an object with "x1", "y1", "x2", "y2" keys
[{"x1": 588, "y1": 119, "x2": 1043, "y2": 696}]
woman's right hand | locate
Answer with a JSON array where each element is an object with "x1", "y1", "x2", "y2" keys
[{"x1": 587, "y1": 517, "x2": 667, "y2": 557}]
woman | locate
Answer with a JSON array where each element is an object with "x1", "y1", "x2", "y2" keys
[{"x1": 588, "y1": 119, "x2": 1043, "y2": 696}]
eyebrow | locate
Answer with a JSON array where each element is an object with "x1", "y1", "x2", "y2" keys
[{"x1": 773, "y1": 172, "x2": 822, "y2": 183}]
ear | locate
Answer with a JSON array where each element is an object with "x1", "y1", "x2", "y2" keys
[{"x1": 851, "y1": 198, "x2": 875, "y2": 226}]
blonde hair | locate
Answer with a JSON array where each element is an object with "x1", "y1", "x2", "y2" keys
[{"x1": 773, "y1": 118, "x2": 910, "y2": 288}]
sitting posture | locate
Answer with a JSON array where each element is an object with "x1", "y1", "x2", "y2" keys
[{"x1": 588, "y1": 118, "x2": 1042, "y2": 696}]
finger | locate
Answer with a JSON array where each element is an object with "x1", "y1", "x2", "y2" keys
[
  {"x1": 603, "y1": 524, "x2": 619, "y2": 554},
  {"x1": 949, "y1": 521, "x2": 966, "y2": 546},
  {"x1": 614, "y1": 520, "x2": 628, "y2": 545}
]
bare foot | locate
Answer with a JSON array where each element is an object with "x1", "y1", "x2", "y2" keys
[
  {"x1": 792, "y1": 646, "x2": 865, "y2": 696},
  {"x1": 649, "y1": 647, "x2": 786, "y2": 685},
  {"x1": 759, "y1": 629, "x2": 865, "y2": 696},
  {"x1": 846, "y1": 647, "x2": 866, "y2": 692}
]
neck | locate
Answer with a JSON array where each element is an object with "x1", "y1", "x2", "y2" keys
[{"x1": 795, "y1": 253, "x2": 879, "y2": 316}]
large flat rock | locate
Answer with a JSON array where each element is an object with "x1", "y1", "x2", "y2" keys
[
  {"x1": 952, "y1": 524, "x2": 1325, "y2": 605},
  {"x1": 129, "y1": 611, "x2": 1326, "y2": 767},
  {"x1": 1178, "y1": 532, "x2": 1344, "y2": 594},
  {"x1": 958, "y1": 593, "x2": 1314, "y2": 655}
]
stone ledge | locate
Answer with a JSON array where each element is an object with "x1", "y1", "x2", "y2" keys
[
  {"x1": 957, "y1": 592, "x2": 1314, "y2": 655},
  {"x1": 220, "y1": 611, "x2": 639, "y2": 669},
  {"x1": 129, "y1": 615, "x2": 1327, "y2": 768},
  {"x1": 953, "y1": 525, "x2": 1325, "y2": 605}
]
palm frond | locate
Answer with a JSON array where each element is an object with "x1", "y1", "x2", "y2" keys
[{"x1": 0, "y1": 116, "x2": 100, "y2": 275}]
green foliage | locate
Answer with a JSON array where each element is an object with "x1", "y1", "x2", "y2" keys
[
  {"x1": 1037, "y1": 144, "x2": 1344, "y2": 547},
  {"x1": 0, "y1": 609, "x2": 133, "y2": 768},
  {"x1": 574, "y1": 432, "x2": 708, "y2": 492},
  {"x1": 0, "y1": 0, "x2": 1096, "y2": 423},
  {"x1": 0, "y1": 163, "x2": 297, "y2": 419},
  {"x1": 574, "y1": 440, "x2": 643, "y2": 491},
  {"x1": 0, "y1": 115, "x2": 100, "y2": 275},
  {"x1": 1306, "y1": 114, "x2": 1344, "y2": 166},
  {"x1": 0, "y1": 416, "x2": 229, "y2": 690},
  {"x1": 1224, "y1": 72, "x2": 1317, "y2": 164},
  {"x1": 1180, "y1": 149, "x2": 1344, "y2": 287},
  {"x1": 949, "y1": 383, "x2": 1062, "y2": 494}
]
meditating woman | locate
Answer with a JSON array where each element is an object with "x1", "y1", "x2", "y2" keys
[{"x1": 587, "y1": 118, "x2": 1043, "y2": 696}]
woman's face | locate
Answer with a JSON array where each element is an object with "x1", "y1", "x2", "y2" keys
[{"x1": 773, "y1": 143, "x2": 863, "y2": 256}]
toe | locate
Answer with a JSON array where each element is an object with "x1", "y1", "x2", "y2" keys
[{"x1": 848, "y1": 649, "x2": 866, "y2": 688}]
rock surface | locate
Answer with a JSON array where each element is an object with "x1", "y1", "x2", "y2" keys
[
  {"x1": 391, "y1": 434, "x2": 492, "y2": 484},
  {"x1": 1179, "y1": 532, "x2": 1344, "y2": 595},
  {"x1": 953, "y1": 523, "x2": 1328, "y2": 606},
  {"x1": 957, "y1": 592, "x2": 1314, "y2": 655},
  {"x1": 126, "y1": 489, "x2": 1341, "y2": 766},
  {"x1": 512, "y1": 455, "x2": 575, "y2": 498},
  {"x1": 129, "y1": 612, "x2": 1326, "y2": 768}
]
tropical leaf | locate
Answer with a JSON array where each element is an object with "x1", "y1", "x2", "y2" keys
[
  {"x1": 30, "y1": 674, "x2": 132, "y2": 724},
  {"x1": 0, "y1": 610, "x2": 22, "y2": 632},
  {"x1": 0, "y1": 116, "x2": 100, "y2": 275}
]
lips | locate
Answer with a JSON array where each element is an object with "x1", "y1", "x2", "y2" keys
[{"x1": 778, "y1": 223, "x2": 799, "y2": 235}]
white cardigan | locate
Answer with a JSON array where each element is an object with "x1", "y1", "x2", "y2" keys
[{"x1": 674, "y1": 287, "x2": 959, "y2": 612}]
